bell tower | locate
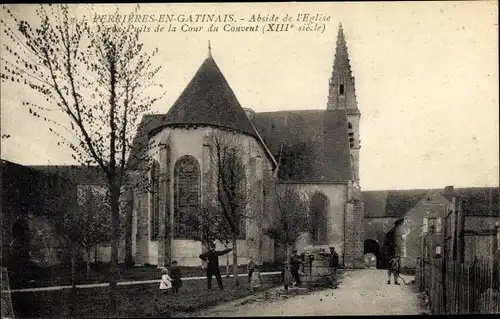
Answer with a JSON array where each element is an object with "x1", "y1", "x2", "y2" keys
[{"x1": 327, "y1": 23, "x2": 361, "y2": 182}]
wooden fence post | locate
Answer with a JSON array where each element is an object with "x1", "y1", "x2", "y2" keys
[{"x1": 493, "y1": 224, "x2": 499, "y2": 290}]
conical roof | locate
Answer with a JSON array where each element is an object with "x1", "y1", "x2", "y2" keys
[{"x1": 161, "y1": 56, "x2": 259, "y2": 138}]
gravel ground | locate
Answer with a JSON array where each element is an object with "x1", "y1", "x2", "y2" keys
[{"x1": 192, "y1": 269, "x2": 427, "y2": 317}]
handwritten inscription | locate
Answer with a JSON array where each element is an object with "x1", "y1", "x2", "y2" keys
[{"x1": 93, "y1": 12, "x2": 331, "y2": 34}]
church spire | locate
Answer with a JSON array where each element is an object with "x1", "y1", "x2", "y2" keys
[
  {"x1": 327, "y1": 23, "x2": 361, "y2": 182},
  {"x1": 327, "y1": 23, "x2": 359, "y2": 112}
]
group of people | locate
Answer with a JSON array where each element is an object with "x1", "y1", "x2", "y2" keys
[
  {"x1": 159, "y1": 243, "x2": 343, "y2": 295},
  {"x1": 159, "y1": 260, "x2": 183, "y2": 294},
  {"x1": 280, "y1": 246, "x2": 340, "y2": 292},
  {"x1": 160, "y1": 243, "x2": 233, "y2": 294},
  {"x1": 196, "y1": 243, "x2": 265, "y2": 292}
]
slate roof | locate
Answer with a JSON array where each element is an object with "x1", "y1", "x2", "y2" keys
[
  {"x1": 251, "y1": 109, "x2": 353, "y2": 183},
  {"x1": 153, "y1": 56, "x2": 259, "y2": 139},
  {"x1": 28, "y1": 164, "x2": 107, "y2": 185},
  {"x1": 2, "y1": 159, "x2": 78, "y2": 216},
  {"x1": 127, "y1": 114, "x2": 165, "y2": 170},
  {"x1": 363, "y1": 187, "x2": 499, "y2": 218},
  {"x1": 454, "y1": 187, "x2": 499, "y2": 217}
]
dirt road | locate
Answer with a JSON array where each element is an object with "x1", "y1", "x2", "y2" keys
[{"x1": 195, "y1": 269, "x2": 427, "y2": 316}]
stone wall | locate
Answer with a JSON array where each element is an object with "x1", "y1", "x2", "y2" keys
[
  {"x1": 364, "y1": 217, "x2": 399, "y2": 243},
  {"x1": 398, "y1": 192, "x2": 450, "y2": 269},
  {"x1": 463, "y1": 233, "x2": 496, "y2": 263},
  {"x1": 1, "y1": 160, "x2": 77, "y2": 269},
  {"x1": 464, "y1": 216, "x2": 500, "y2": 232},
  {"x1": 344, "y1": 200, "x2": 364, "y2": 268}
]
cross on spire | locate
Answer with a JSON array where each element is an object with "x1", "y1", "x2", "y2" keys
[{"x1": 208, "y1": 40, "x2": 212, "y2": 57}]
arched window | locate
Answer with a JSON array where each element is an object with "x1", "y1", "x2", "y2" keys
[
  {"x1": 174, "y1": 155, "x2": 201, "y2": 238},
  {"x1": 150, "y1": 160, "x2": 160, "y2": 240},
  {"x1": 339, "y1": 78, "x2": 345, "y2": 95},
  {"x1": 310, "y1": 192, "x2": 328, "y2": 245}
]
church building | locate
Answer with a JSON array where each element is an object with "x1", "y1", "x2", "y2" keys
[{"x1": 125, "y1": 24, "x2": 365, "y2": 268}]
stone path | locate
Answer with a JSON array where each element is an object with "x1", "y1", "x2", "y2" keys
[{"x1": 191, "y1": 269, "x2": 428, "y2": 316}]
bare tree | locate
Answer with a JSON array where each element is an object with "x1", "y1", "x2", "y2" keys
[
  {"x1": 209, "y1": 130, "x2": 258, "y2": 288},
  {"x1": 77, "y1": 187, "x2": 112, "y2": 278},
  {"x1": 181, "y1": 204, "x2": 229, "y2": 250},
  {"x1": 1, "y1": 4, "x2": 165, "y2": 310},
  {"x1": 52, "y1": 186, "x2": 111, "y2": 290},
  {"x1": 265, "y1": 184, "x2": 311, "y2": 261}
]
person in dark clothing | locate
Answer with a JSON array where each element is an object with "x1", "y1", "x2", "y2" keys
[
  {"x1": 328, "y1": 246, "x2": 339, "y2": 288},
  {"x1": 289, "y1": 250, "x2": 303, "y2": 287},
  {"x1": 319, "y1": 246, "x2": 339, "y2": 288},
  {"x1": 199, "y1": 243, "x2": 232, "y2": 290},
  {"x1": 247, "y1": 256, "x2": 256, "y2": 285},
  {"x1": 387, "y1": 256, "x2": 401, "y2": 285},
  {"x1": 170, "y1": 260, "x2": 182, "y2": 294}
]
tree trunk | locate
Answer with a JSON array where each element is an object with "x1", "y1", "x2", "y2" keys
[
  {"x1": 226, "y1": 255, "x2": 230, "y2": 277},
  {"x1": 70, "y1": 245, "x2": 77, "y2": 317},
  {"x1": 109, "y1": 183, "x2": 121, "y2": 312},
  {"x1": 285, "y1": 243, "x2": 292, "y2": 262},
  {"x1": 71, "y1": 245, "x2": 77, "y2": 290},
  {"x1": 124, "y1": 191, "x2": 134, "y2": 268},
  {"x1": 232, "y1": 236, "x2": 239, "y2": 287},
  {"x1": 86, "y1": 247, "x2": 91, "y2": 279},
  {"x1": 94, "y1": 245, "x2": 98, "y2": 264}
]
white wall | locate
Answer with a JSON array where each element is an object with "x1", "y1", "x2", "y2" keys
[
  {"x1": 276, "y1": 183, "x2": 348, "y2": 259},
  {"x1": 141, "y1": 126, "x2": 275, "y2": 267}
]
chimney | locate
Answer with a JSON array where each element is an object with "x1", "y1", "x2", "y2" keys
[{"x1": 444, "y1": 185, "x2": 454, "y2": 201}]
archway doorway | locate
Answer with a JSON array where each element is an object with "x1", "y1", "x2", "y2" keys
[{"x1": 364, "y1": 239, "x2": 381, "y2": 269}]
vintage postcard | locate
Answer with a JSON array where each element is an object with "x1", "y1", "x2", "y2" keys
[{"x1": 1, "y1": 2, "x2": 499, "y2": 317}]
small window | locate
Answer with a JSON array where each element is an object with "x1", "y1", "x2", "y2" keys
[
  {"x1": 348, "y1": 122, "x2": 353, "y2": 130},
  {"x1": 339, "y1": 84, "x2": 345, "y2": 95}
]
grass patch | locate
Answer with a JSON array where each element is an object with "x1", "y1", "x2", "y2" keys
[
  {"x1": 11, "y1": 274, "x2": 282, "y2": 318},
  {"x1": 9, "y1": 262, "x2": 283, "y2": 289}
]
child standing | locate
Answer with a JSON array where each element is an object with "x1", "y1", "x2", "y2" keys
[
  {"x1": 170, "y1": 260, "x2": 182, "y2": 294},
  {"x1": 159, "y1": 267, "x2": 172, "y2": 294},
  {"x1": 281, "y1": 261, "x2": 293, "y2": 293},
  {"x1": 250, "y1": 265, "x2": 262, "y2": 293}
]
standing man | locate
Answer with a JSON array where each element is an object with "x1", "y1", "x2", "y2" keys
[
  {"x1": 247, "y1": 256, "x2": 256, "y2": 285},
  {"x1": 319, "y1": 246, "x2": 339, "y2": 288},
  {"x1": 387, "y1": 255, "x2": 401, "y2": 285},
  {"x1": 199, "y1": 243, "x2": 232, "y2": 291},
  {"x1": 290, "y1": 249, "x2": 303, "y2": 287},
  {"x1": 328, "y1": 246, "x2": 339, "y2": 288}
]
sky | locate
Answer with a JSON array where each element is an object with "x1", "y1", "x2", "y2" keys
[{"x1": 0, "y1": 2, "x2": 498, "y2": 191}]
